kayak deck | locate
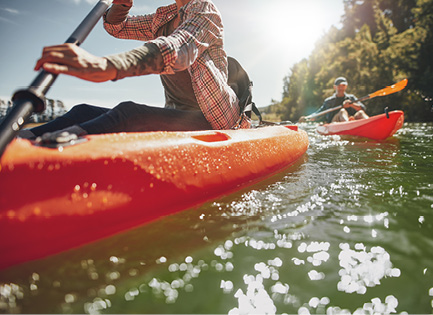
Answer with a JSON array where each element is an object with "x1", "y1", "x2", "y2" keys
[
  {"x1": 316, "y1": 110, "x2": 404, "y2": 140},
  {"x1": 0, "y1": 125, "x2": 308, "y2": 269}
]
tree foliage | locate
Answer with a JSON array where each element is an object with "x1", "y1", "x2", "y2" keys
[
  {"x1": 0, "y1": 98, "x2": 67, "y2": 124},
  {"x1": 263, "y1": 0, "x2": 433, "y2": 122}
]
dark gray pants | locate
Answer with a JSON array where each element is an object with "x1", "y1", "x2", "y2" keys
[{"x1": 30, "y1": 102, "x2": 212, "y2": 136}]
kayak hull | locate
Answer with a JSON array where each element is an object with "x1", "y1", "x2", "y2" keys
[
  {"x1": 0, "y1": 126, "x2": 308, "y2": 269},
  {"x1": 316, "y1": 110, "x2": 404, "y2": 140}
]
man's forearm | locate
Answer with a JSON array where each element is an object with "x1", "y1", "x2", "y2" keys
[
  {"x1": 351, "y1": 103, "x2": 365, "y2": 111},
  {"x1": 105, "y1": 43, "x2": 164, "y2": 80}
]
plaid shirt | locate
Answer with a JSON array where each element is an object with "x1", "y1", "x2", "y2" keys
[{"x1": 103, "y1": 0, "x2": 250, "y2": 130}]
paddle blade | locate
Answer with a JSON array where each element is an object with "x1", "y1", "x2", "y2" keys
[{"x1": 369, "y1": 79, "x2": 408, "y2": 98}]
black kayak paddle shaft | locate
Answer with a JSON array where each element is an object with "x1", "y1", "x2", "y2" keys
[{"x1": 0, "y1": 0, "x2": 113, "y2": 157}]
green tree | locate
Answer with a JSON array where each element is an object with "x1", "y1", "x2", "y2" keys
[{"x1": 271, "y1": 0, "x2": 433, "y2": 122}]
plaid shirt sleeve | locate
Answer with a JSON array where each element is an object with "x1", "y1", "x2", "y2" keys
[
  {"x1": 104, "y1": 1, "x2": 251, "y2": 130},
  {"x1": 103, "y1": 4, "x2": 178, "y2": 41}
]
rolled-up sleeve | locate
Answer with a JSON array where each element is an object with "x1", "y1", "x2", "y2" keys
[
  {"x1": 103, "y1": 11, "x2": 156, "y2": 41},
  {"x1": 148, "y1": 3, "x2": 222, "y2": 74}
]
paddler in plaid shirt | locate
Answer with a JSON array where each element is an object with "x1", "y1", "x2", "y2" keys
[{"x1": 20, "y1": 0, "x2": 251, "y2": 141}]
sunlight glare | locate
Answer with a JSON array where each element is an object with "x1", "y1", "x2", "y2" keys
[{"x1": 263, "y1": 1, "x2": 333, "y2": 63}]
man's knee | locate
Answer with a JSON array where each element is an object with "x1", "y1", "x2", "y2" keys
[
  {"x1": 69, "y1": 104, "x2": 93, "y2": 114},
  {"x1": 110, "y1": 101, "x2": 151, "y2": 121},
  {"x1": 354, "y1": 110, "x2": 368, "y2": 120},
  {"x1": 332, "y1": 108, "x2": 348, "y2": 122},
  {"x1": 112, "y1": 101, "x2": 144, "y2": 114},
  {"x1": 66, "y1": 104, "x2": 109, "y2": 121}
]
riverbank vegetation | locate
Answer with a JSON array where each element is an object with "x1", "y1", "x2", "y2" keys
[
  {"x1": 0, "y1": 98, "x2": 67, "y2": 124},
  {"x1": 262, "y1": 0, "x2": 433, "y2": 122}
]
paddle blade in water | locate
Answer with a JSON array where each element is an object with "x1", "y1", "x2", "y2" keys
[{"x1": 369, "y1": 79, "x2": 408, "y2": 98}]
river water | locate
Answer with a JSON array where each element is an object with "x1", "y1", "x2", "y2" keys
[{"x1": 1, "y1": 122, "x2": 432, "y2": 314}]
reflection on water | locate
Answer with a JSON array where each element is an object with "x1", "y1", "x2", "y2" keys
[
  {"x1": 1, "y1": 123, "x2": 433, "y2": 314},
  {"x1": 337, "y1": 243, "x2": 400, "y2": 294},
  {"x1": 0, "y1": 283, "x2": 23, "y2": 313}
]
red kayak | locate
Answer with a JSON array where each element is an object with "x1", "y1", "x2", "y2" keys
[
  {"x1": 0, "y1": 125, "x2": 308, "y2": 269},
  {"x1": 316, "y1": 110, "x2": 404, "y2": 140}
]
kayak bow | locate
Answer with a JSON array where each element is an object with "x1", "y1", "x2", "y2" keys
[{"x1": 0, "y1": 125, "x2": 308, "y2": 269}]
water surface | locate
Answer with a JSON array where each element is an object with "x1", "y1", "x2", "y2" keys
[{"x1": 1, "y1": 123, "x2": 432, "y2": 314}]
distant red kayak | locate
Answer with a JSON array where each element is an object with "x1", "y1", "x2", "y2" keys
[{"x1": 316, "y1": 110, "x2": 404, "y2": 140}]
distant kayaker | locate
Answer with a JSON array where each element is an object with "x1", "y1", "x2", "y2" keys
[
  {"x1": 19, "y1": 0, "x2": 250, "y2": 142},
  {"x1": 299, "y1": 77, "x2": 369, "y2": 123}
]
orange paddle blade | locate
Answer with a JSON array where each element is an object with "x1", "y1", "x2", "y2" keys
[{"x1": 369, "y1": 79, "x2": 408, "y2": 98}]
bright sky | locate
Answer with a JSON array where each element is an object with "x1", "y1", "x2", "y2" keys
[{"x1": 0, "y1": 0, "x2": 344, "y2": 109}]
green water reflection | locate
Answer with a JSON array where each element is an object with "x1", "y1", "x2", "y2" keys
[{"x1": 1, "y1": 123, "x2": 432, "y2": 314}]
